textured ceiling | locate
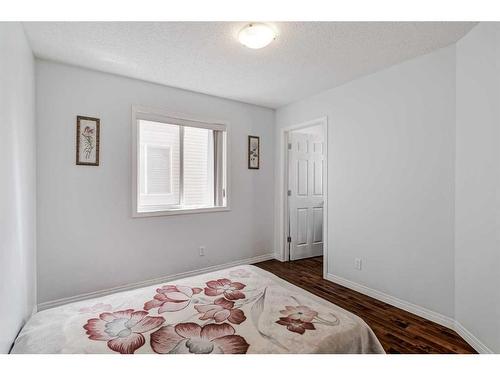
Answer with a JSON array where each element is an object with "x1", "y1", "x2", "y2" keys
[{"x1": 23, "y1": 22, "x2": 476, "y2": 108}]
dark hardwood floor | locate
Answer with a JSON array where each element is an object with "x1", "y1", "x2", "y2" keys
[{"x1": 255, "y1": 256, "x2": 476, "y2": 354}]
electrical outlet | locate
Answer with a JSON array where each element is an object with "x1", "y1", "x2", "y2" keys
[
  {"x1": 199, "y1": 246, "x2": 205, "y2": 256},
  {"x1": 354, "y1": 258, "x2": 362, "y2": 270}
]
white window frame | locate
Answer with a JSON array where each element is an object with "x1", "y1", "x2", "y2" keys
[{"x1": 131, "y1": 105, "x2": 231, "y2": 217}]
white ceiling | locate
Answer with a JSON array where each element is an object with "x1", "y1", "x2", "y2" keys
[{"x1": 23, "y1": 22, "x2": 476, "y2": 109}]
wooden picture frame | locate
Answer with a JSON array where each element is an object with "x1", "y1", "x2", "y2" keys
[
  {"x1": 76, "y1": 115, "x2": 100, "y2": 166},
  {"x1": 248, "y1": 135, "x2": 260, "y2": 169}
]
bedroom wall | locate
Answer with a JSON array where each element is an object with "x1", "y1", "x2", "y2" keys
[
  {"x1": 36, "y1": 60, "x2": 275, "y2": 304},
  {"x1": 0, "y1": 23, "x2": 36, "y2": 353},
  {"x1": 455, "y1": 22, "x2": 500, "y2": 353},
  {"x1": 275, "y1": 45, "x2": 456, "y2": 318}
]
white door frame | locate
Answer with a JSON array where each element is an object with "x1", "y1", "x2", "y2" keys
[{"x1": 277, "y1": 116, "x2": 328, "y2": 278}]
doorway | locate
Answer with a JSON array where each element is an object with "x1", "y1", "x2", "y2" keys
[{"x1": 281, "y1": 118, "x2": 327, "y2": 270}]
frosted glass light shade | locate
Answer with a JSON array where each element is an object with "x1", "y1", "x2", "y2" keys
[{"x1": 238, "y1": 23, "x2": 276, "y2": 49}]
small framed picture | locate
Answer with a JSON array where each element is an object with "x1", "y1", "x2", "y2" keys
[
  {"x1": 248, "y1": 135, "x2": 260, "y2": 169},
  {"x1": 76, "y1": 116, "x2": 100, "y2": 166}
]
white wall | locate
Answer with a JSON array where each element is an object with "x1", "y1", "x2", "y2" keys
[
  {"x1": 0, "y1": 23, "x2": 36, "y2": 353},
  {"x1": 36, "y1": 61, "x2": 275, "y2": 304},
  {"x1": 455, "y1": 23, "x2": 500, "y2": 353},
  {"x1": 276, "y1": 46, "x2": 457, "y2": 318}
]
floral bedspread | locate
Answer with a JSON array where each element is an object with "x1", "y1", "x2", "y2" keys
[{"x1": 11, "y1": 265, "x2": 384, "y2": 354}]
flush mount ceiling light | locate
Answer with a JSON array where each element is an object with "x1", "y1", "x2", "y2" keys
[{"x1": 238, "y1": 23, "x2": 276, "y2": 49}]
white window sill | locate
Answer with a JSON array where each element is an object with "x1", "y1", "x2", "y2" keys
[{"x1": 132, "y1": 206, "x2": 230, "y2": 218}]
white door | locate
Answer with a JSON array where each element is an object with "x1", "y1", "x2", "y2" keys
[{"x1": 288, "y1": 130, "x2": 325, "y2": 260}]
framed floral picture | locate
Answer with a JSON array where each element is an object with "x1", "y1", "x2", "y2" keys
[
  {"x1": 76, "y1": 116, "x2": 100, "y2": 166},
  {"x1": 248, "y1": 135, "x2": 260, "y2": 169}
]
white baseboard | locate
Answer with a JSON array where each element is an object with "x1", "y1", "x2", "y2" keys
[
  {"x1": 454, "y1": 321, "x2": 493, "y2": 354},
  {"x1": 326, "y1": 273, "x2": 494, "y2": 353},
  {"x1": 273, "y1": 252, "x2": 286, "y2": 262},
  {"x1": 37, "y1": 253, "x2": 275, "y2": 311},
  {"x1": 326, "y1": 273, "x2": 455, "y2": 329}
]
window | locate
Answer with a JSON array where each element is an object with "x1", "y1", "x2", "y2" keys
[{"x1": 132, "y1": 107, "x2": 228, "y2": 216}]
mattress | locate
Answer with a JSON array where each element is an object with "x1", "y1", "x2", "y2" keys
[{"x1": 11, "y1": 265, "x2": 385, "y2": 354}]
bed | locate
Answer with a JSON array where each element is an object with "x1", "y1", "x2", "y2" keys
[{"x1": 11, "y1": 265, "x2": 384, "y2": 354}]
